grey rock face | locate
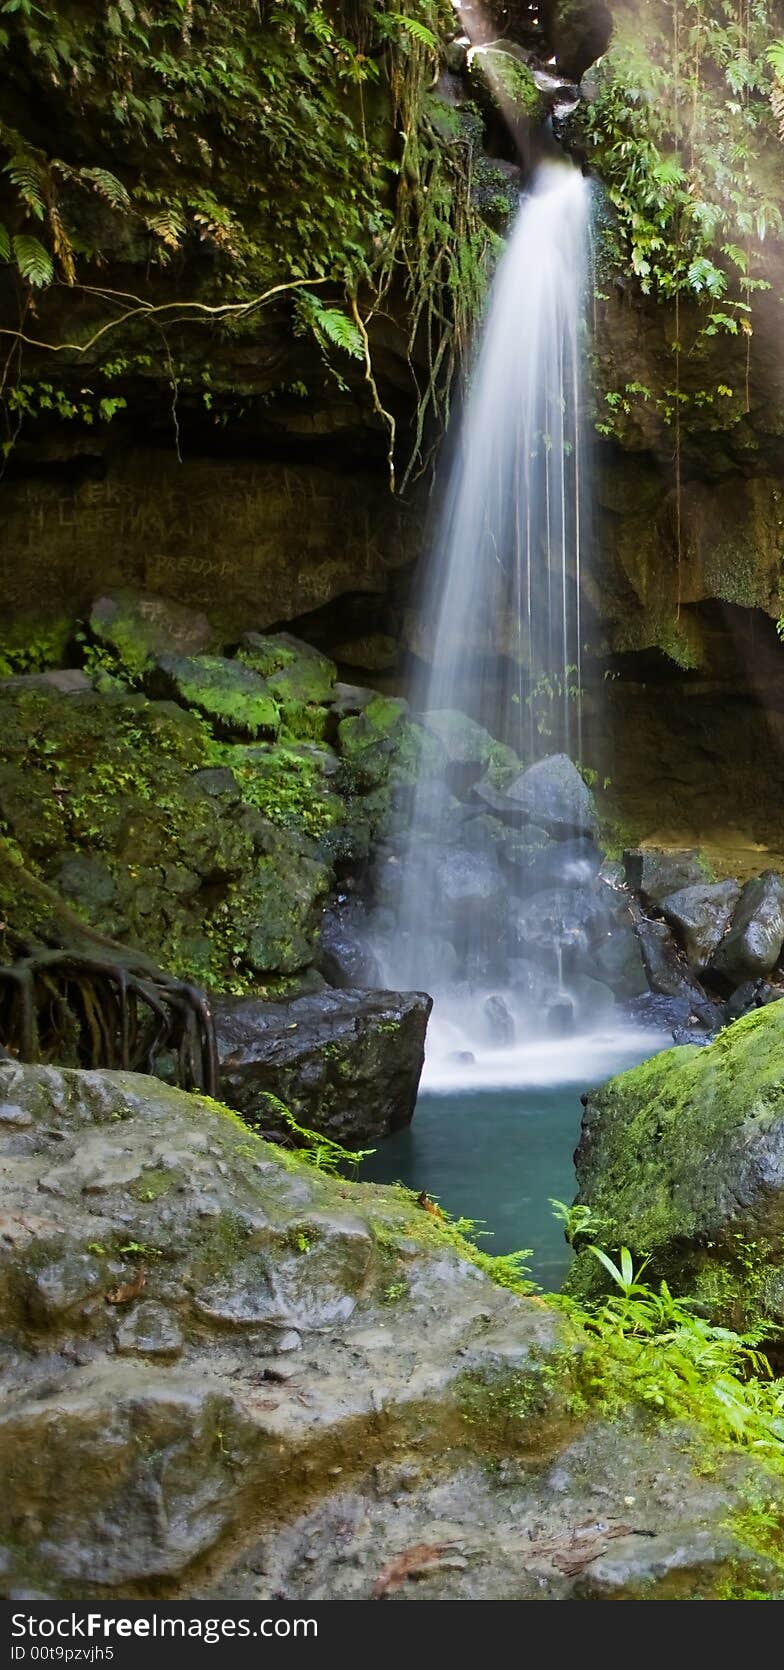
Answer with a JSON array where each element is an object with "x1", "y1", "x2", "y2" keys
[
  {"x1": 215, "y1": 988, "x2": 432, "y2": 1147},
  {"x1": 660, "y1": 879, "x2": 741, "y2": 970},
  {"x1": 633, "y1": 917, "x2": 708, "y2": 1007},
  {"x1": 1, "y1": 1061, "x2": 782, "y2": 1601},
  {"x1": 710, "y1": 871, "x2": 784, "y2": 984},
  {"x1": 318, "y1": 903, "x2": 381, "y2": 989},
  {"x1": 623, "y1": 847, "x2": 707, "y2": 906},
  {"x1": 504, "y1": 754, "x2": 598, "y2": 838}
]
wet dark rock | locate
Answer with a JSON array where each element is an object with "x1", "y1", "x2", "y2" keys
[
  {"x1": 659, "y1": 879, "x2": 741, "y2": 971},
  {"x1": 411, "y1": 779, "x2": 467, "y2": 834},
  {"x1": 623, "y1": 990, "x2": 698, "y2": 1035},
  {"x1": 549, "y1": 0, "x2": 613, "y2": 80},
  {"x1": 633, "y1": 916, "x2": 708, "y2": 1008},
  {"x1": 483, "y1": 993, "x2": 516, "y2": 1046},
  {"x1": 710, "y1": 871, "x2": 784, "y2": 985},
  {"x1": 547, "y1": 997, "x2": 576, "y2": 1036},
  {"x1": 318, "y1": 903, "x2": 382, "y2": 989},
  {"x1": 512, "y1": 885, "x2": 612, "y2": 954},
  {"x1": 524, "y1": 835, "x2": 602, "y2": 892},
  {"x1": 504, "y1": 754, "x2": 598, "y2": 838},
  {"x1": 587, "y1": 917, "x2": 648, "y2": 999},
  {"x1": 215, "y1": 988, "x2": 432, "y2": 1146},
  {"x1": 437, "y1": 846, "x2": 504, "y2": 931},
  {"x1": 723, "y1": 978, "x2": 784, "y2": 1023},
  {"x1": 623, "y1": 847, "x2": 707, "y2": 906},
  {"x1": 470, "y1": 775, "x2": 533, "y2": 822}
]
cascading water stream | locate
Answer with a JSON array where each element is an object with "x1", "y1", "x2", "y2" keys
[
  {"x1": 373, "y1": 159, "x2": 658, "y2": 1087},
  {"x1": 363, "y1": 159, "x2": 668, "y2": 1268}
]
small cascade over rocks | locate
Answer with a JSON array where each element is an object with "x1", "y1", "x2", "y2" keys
[{"x1": 373, "y1": 160, "x2": 661, "y2": 1084}]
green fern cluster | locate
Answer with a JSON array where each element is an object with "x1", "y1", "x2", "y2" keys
[
  {"x1": 582, "y1": 0, "x2": 784, "y2": 322},
  {"x1": 0, "y1": 0, "x2": 495, "y2": 473}
]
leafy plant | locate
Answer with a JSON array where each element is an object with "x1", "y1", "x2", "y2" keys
[{"x1": 559, "y1": 1243, "x2": 784, "y2": 1451}]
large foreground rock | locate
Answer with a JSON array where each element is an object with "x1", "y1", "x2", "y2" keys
[
  {"x1": 569, "y1": 1003, "x2": 784, "y2": 1326},
  {"x1": 215, "y1": 989, "x2": 432, "y2": 1146},
  {"x1": 2, "y1": 1063, "x2": 784, "y2": 1601}
]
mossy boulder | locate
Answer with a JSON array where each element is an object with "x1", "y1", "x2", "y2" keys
[
  {"x1": 469, "y1": 44, "x2": 547, "y2": 126},
  {"x1": 152, "y1": 654, "x2": 281, "y2": 740},
  {"x1": 0, "y1": 684, "x2": 331, "y2": 993},
  {"x1": 90, "y1": 590, "x2": 215, "y2": 679},
  {"x1": 240, "y1": 631, "x2": 337, "y2": 741},
  {"x1": 569, "y1": 1005, "x2": 784, "y2": 1327}
]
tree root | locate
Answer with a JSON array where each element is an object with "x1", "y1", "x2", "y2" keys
[
  {"x1": 0, "y1": 948, "x2": 218, "y2": 1096},
  {"x1": 0, "y1": 844, "x2": 218, "y2": 1095}
]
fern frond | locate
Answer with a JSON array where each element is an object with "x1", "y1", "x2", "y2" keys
[
  {"x1": 0, "y1": 223, "x2": 10, "y2": 263},
  {"x1": 78, "y1": 166, "x2": 131, "y2": 209},
  {"x1": 4, "y1": 152, "x2": 47, "y2": 221},
  {"x1": 12, "y1": 233, "x2": 54, "y2": 288},
  {"x1": 145, "y1": 208, "x2": 186, "y2": 249},
  {"x1": 389, "y1": 12, "x2": 437, "y2": 49}
]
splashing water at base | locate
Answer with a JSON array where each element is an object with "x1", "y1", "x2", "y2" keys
[{"x1": 372, "y1": 159, "x2": 653, "y2": 1081}]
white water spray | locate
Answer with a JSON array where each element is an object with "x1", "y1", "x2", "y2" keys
[{"x1": 374, "y1": 160, "x2": 660, "y2": 1084}]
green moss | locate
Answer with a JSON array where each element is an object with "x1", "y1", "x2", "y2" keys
[
  {"x1": 469, "y1": 47, "x2": 545, "y2": 122},
  {"x1": 0, "y1": 618, "x2": 74, "y2": 676},
  {"x1": 456, "y1": 1363, "x2": 557, "y2": 1443},
  {"x1": 210, "y1": 740, "x2": 343, "y2": 840},
  {"x1": 566, "y1": 1004, "x2": 784, "y2": 1328},
  {"x1": 157, "y1": 655, "x2": 280, "y2": 740}
]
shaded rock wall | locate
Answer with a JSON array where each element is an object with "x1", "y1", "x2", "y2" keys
[{"x1": 1, "y1": 446, "x2": 420, "y2": 642}]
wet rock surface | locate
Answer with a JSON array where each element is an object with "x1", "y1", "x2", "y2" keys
[
  {"x1": 0, "y1": 1062, "x2": 782, "y2": 1601},
  {"x1": 710, "y1": 872, "x2": 784, "y2": 985},
  {"x1": 659, "y1": 880, "x2": 741, "y2": 971},
  {"x1": 215, "y1": 988, "x2": 432, "y2": 1147}
]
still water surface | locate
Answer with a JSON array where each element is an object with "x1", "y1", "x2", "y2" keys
[{"x1": 361, "y1": 1030, "x2": 665, "y2": 1289}]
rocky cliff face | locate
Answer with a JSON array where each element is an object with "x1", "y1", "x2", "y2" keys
[{"x1": 3, "y1": 0, "x2": 784, "y2": 854}]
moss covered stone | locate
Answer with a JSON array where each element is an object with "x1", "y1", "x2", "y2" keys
[
  {"x1": 153, "y1": 654, "x2": 281, "y2": 740},
  {"x1": 90, "y1": 591, "x2": 215, "y2": 680},
  {"x1": 0, "y1": 684, "x2": 331, "y2": 994},
  {"x1": 568, "y1": 1004, "x2": 784, "y2": 1326}
]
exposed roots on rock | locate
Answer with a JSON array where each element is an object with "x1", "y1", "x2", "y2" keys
[{"x1": 0, "y1": 842, "x2": 218, "y2": 1095}]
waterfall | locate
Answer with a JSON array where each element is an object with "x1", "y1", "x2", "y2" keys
[{"x1": 375, "y1": 158, "x2": 601, "y2": 1083}]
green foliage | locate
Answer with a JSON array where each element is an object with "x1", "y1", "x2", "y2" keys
[
  {"x1": 263, "y1": 1092, "x2": 375, "y2": 1174},
  {"x1": 0, "y1": 0, "x2": 496, "y2": 475},
  {"x1": 583, "y1": 0, "x2": 783, "y2": 317},
  {"x1": 560, "y1": 1243, "x2": 784, "y2": 1452}
]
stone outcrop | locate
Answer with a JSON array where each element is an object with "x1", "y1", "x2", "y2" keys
[
  {"x1": 569, "y1": 1003, "x2": 784, "y2": 1327},
  {"x1": 2, "y1": 1060, "x2": 784, "y2": 1601},
  {"x1": 215, "y1": 988, "x2": 432, "y2": 1147}
]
